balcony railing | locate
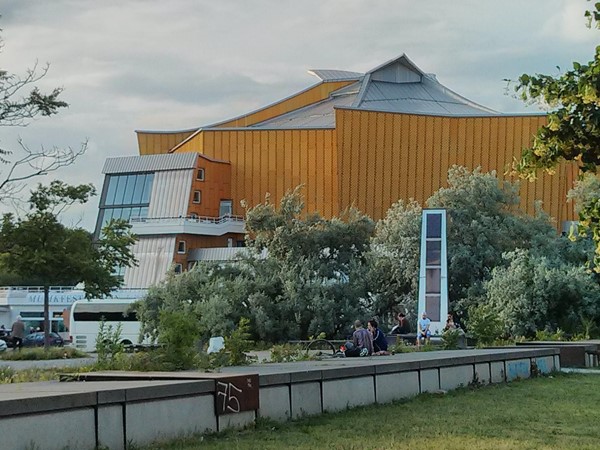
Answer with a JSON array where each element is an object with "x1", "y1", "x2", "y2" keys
[{"x1": 129, "y1": 214, "x2": 245, "y2": 236}]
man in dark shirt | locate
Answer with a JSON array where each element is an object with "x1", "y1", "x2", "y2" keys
[
  {"x1": 344, "y1": 320, "x2": 374, "y2": 357},
  {"x1": 390, "y1": 312, "x2": 410, "y2": 335}
]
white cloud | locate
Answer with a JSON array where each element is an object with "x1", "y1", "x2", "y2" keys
[{"x1": 0, "y1": 0, "x2": 596, "y2": 229}]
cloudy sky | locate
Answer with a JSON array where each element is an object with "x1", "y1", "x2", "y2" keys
[{"x1": 0, "y1": 0, "x2": 597, "y2": 230}]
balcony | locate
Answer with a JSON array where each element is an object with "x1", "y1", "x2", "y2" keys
[{"x1": 130, "y1": 215, "x2": 245, "y2": 236}]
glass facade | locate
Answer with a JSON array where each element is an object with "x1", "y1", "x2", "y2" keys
[{"x1": 97, "y1": 173, "x2": 154, "y2": 233}]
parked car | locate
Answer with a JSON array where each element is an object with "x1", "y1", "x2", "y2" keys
[
  {"x1": 22, "y1": 332, "x2": 64, "y2": 348},
  {"x1": 0, "y1": 331, "x2": 12, "y2": 348},
  {"x1": 0, "y1": 339, "x2": 6, "y2": 352}
]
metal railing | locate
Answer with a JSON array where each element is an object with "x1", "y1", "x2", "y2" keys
[
  {"x1": 0, "y1": 286, "x2": 76, "y2": 293},
  {"x1": 130, "y1": 214, "x2": 244, "y2": 225}
]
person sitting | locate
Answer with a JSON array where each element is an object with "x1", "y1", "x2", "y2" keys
[
  {"x1": 368, "y1": 319, "x2": 389, "y2": 355},
  {"x1": 444, "y1": 313, "x2": 457, "y2": 331},
  {"x1": 344, "y1": 320, "x2": 374, "y2": 357},
  {"x1": 417, "y1": 311, "x2": 431, "y2": 347},
  {"x1": 390, "y1": 312, "x2": 410, "y2": 335}
]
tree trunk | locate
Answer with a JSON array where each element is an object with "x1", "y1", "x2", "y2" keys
[{"x1": 44, "y1": 285, "x2": 50, "y2": 351}]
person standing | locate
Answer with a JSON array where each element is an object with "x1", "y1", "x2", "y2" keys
[{"x1": 11, "y1": 316, "x2": 25, "y2": 351}]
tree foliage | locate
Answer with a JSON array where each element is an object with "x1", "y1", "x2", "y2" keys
[
  {"x1": 0, "y1": 181, "x2": 137, "y2": 347},
  {"x1": 484, "y1": 249, "x2": 600, "y2": 337},
  {"x1": 427, "y1": 166, "x2": 557, "y2": 311},
  {"x1": 513, "y1": 3, "x2": 600, "y2": 268},
  {"x1": 367, "y1": 199, "x2": 422, "y2": 322},
  {"x1": 138, "y1": 188, "x2": 375, "y2": 343}
]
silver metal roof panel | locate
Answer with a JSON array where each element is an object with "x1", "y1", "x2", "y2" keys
[
  {"x1": 250, "y1": 90, "x2": 357, "y2": 129},
  {"x1": 102, "y1": 152, "x2": 200, "y2": 174},
  {"x1": 307, "y1": 69, "x2": 364, "y2": 81}
]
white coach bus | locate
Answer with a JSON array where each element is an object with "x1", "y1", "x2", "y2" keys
[{"x1": 69, "y1": 298, "x2": 147, "y2": 352}]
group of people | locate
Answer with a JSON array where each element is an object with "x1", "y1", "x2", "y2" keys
[
  {"x1": 344, "y1": 319, "x2": 390, "y2": 357},
  {"x1": 343, "y1": 310, "x2": 463, "y2": 356}
]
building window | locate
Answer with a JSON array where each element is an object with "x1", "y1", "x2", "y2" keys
[
  {"x1": 196, "y1": 168, "x2": 205, "y2": 181},
  {"x1": 177, "y1": 241, "x2": 186, "y2": 254},
  {"x1": 193, "y1": 190, "x2": 202, "y2": 204},
  {"x1": 227, "y1": 238, "x2": 233, "y2": 248},
  {"x1": 95, "y1": 172, "x2": 154, "y2": 238},
  {"x1": 174, "y1": 263, "x2": 183, "y2": 274},
  {"x1": 219, "y1": 199, "x2": 233, "y2": 216}
]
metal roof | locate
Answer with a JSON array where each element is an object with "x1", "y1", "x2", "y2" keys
[
  {"x1": 250, "y1": 86, "x2": 358, "y2": 128},
  {"x1": 103, "y1": 152, "x2": 199, "y2": 174},
  {"x1": 247, "y1": 55, "x2": 497, "y2": 129},
  {"x1": 307, "y1": 69, "x2": 364, "y2": 82}
]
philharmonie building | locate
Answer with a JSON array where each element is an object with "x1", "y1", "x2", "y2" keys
[{"x1": 94, "y1": 54, "x2": 578, "y2": 288}]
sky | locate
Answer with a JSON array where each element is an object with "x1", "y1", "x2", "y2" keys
[{"x1": 0, "y1": 0, "x2": 597, "y2": 230}]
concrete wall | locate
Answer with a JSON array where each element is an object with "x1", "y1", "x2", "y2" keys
[{"x1": 0, "y1": 348, "x2": 559, "y2": 450}]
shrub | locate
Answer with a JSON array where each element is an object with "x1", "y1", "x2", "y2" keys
[
  {"x1": 467, "y1": 304, "x2": 503, "y2": 347},
  {"x1": 441, "y1": 329, "x2": 462, "y2": 350},
  {"x1": 0, "y1": 347, "x2": 87, "y2": 361},
  {"x1": 157, "y1": 310, "x2": 201, "y2": 370},
  {"x1": 96, "y1": 320, "x2": 124, "y2": 369},
  {"x1": 224, "y1": 317, "x2": 255, "y2": 366},
  {"x1": 269, "y1": 344, "x2": 312, "y2": 363}
]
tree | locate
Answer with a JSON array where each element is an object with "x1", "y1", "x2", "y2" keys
[
  {"x1": 513, "y1": 3, "x2": 600, "y2": 267},
  {"x1": 484, "y1": 249, "x2": 600, "y2": 337},
  {"x1": 367, "y1": 199, "x2": 422, "y2": 323},
  {"x1": 139, "y1": 187, "x2": 375, "y2": 343},
  {"x1": 0, "y1": 181, "x2": 137, "y2": 348},
  {"x1": 0, "y1": 31, "x2": 85, "y2": 202},
  {"x1": 427, "y1": 166, "x2": 557, "y2": 313}
]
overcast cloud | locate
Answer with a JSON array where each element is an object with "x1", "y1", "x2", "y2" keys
[{"x1": 0, "y1": 0, "x2": 597, "y2": 230}]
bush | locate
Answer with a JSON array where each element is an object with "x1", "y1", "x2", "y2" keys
[
  {"x1": 96, "y1": 320, "x2": 124, "y2": 368},
  {"x1": 269, "y1": 344, "x2": 312, "y2": 363},
  {"x1": 484, "y1": 249, "x2": 600, "y2": 337},
  {"x1": 157, "y1": 310, "x2": 201, "y2": 370},
  {"x1": 388, "y1": 339, "x2": 415, "y2": 354},
  {"x1": 441, "y1": 329, "x2": 462, "y2": 350},
  {"x1": 467, "y1": 304, "x2": 503, "y2": 347},
  {"x1": 224, "y1": 317, "x2": 255, "y2": 366},
  {"x1": 0, "y1": 347, "x2": 87, "y2": 361}
]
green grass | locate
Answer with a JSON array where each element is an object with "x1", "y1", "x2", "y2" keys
[
  {"x1": 0, "y1": 347, "x2": 88, "y2": 361},
  {"x1": 0, "y1": 365, "x2": 94, "y2": 384},
  {"x1": 140, "y1": 374, "x2": 600, "y2": 450}
]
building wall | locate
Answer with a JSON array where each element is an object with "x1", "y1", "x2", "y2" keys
[
  {"x1": 213, "y1": 81, "x2": 356, "y2": 128},
  {"x1": 335, "y1": 108, "x2": 578, "y2": 223},
  {"x1": 136, "y1": 130, "x2": 198, "y2": 155},
  {"x1": 123, "y1": 236, "x2": 176, "y2": 288},
  {"x1": 175, "y1": 128, "x2": 339, "y2": 218},
  {"x1": 147, "y1": 169, "x2": 194, "y2": 218},
  {"x1": 172, "y1": 233, "x2": 245, "y2": 270},
  {"x1": 187, "y1": 159, "x2": 232, "y2": 218}
]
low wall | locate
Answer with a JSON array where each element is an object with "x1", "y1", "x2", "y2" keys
[
  {"x1": 0, "y1": 348, "x2": 559, "y2": 450},
  {"x1": 515, "y1": 341, "x2": 600, "y2": 368}
]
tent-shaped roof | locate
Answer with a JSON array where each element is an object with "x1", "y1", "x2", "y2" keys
[{"x1": 250, "y1": 54, "x2": 497, "y2": 129}]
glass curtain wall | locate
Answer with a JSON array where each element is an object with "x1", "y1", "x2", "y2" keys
[{"x1": 96, "y1": 173, "x2": 154, "y2": 235}]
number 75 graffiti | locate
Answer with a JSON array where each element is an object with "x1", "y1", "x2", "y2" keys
[{"x1": 217, "y1": 381, "x2": 243, "y2": 413}]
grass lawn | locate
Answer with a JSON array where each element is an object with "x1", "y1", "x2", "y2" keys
[{"x1": 141, "y1": 374, "x2": 600, "y2": 450}]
